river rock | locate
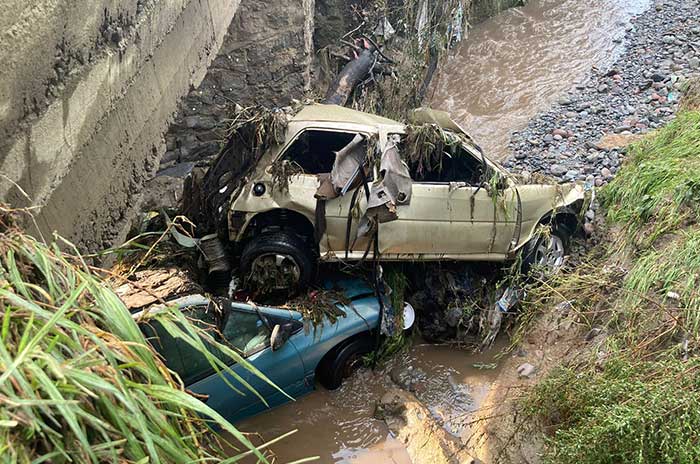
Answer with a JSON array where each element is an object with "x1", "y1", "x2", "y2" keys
[
  {"x1": 390, "y1": 366, "x2": 427, "y2": 392},
  {"x1": 550, "y1": 164, "x2": 567, "y2": 176},
  {"x1": 517, "y1": 363, "x2": 536, "y2": 379},
  {"x1": 505, "y1": 0, "x2": 694, "y2": 191}
]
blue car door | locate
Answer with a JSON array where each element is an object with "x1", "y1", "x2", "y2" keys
[{"x1": 187, "y1": 305, "x2": 308, "y2": 423}]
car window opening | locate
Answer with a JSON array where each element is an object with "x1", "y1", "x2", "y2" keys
[
  {"x1": 401, "y1": 140, "x2": 485, "y2": 185},
  {"x1": 284, "y1": 130, "x2": 358, "y2": 174}
]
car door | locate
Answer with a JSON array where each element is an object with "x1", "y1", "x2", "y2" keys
[
  {"x1": 379, "y1": 143, "x2": 517, "y2": 258},
  {"x1": 189, "y1": 304, "x2": 307, "y2": 423},
  {"x1": 274, "y1": 128, "x2": 373, "y2": 257}
]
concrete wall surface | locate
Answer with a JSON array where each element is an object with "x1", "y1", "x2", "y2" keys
[{"x1": 0, "y1": 0, "x2": 241, "y2": 250}]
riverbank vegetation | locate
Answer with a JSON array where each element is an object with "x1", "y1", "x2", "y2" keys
[
  {"x1": 521, "y1": 90, "x2": 700, "y2": 463},
  {"x1": 0, "y1": 209, "x2": 271, "y2": 463}
]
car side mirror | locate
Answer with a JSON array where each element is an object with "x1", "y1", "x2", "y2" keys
[{"x1": 270, "y1": 323, "x2": 292, "y2": 351}]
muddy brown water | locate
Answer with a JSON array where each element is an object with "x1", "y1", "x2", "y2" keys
[
  {"x1": 431, "y1": 0, "x2": 651, "y2": 160},
  {"x1": 235, "y1": 340, "x2": 505, "y2": 463},
  {"x1": 232, "y1": 1, "x2": 654, "y2": 462}
]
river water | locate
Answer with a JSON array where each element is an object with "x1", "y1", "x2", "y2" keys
[
  {"x1": 431, "y1": 0, "x2": 651, "y2": 160},
  {"x1": 234, "y1": 0, "x2": 652, "y2": 462},
  {"x1": 236, "y1": 341, "x2": 505, "y2": 463}
]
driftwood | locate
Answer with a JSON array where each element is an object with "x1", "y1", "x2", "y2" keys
[{"x1": 324, "y1": 45, "x2": 378, "y2": 105}]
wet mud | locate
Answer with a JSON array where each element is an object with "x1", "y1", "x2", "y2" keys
[{"x1": 431, "y1": 0, "x2": 651, "y2": 160}]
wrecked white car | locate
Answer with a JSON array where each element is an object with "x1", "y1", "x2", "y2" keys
[{"x1": 209, "y1": 104, "x2": 586, "y2": 289}]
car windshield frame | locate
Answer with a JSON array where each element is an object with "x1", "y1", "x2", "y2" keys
[{"x1": 274, "y1": 126, "x2": 373, "y2": 169}]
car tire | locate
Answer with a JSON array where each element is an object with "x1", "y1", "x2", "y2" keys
[
  {"x1": 318, "y1": 336, "x2": 375, "y2": 390},
  {"x1": 520, "y1": 223, "x2": 571, "y2": 276},
  {"x1": 240, "y1": 231, "x2": 315, "y2": 293}
]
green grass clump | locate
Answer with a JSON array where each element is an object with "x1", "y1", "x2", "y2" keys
[
  {"x1": 624, "y1": 228, "x2": 700, "y2": 336},
  {"x1": 0, "y1": 214, "x2": 271, "y2": 463},
  {"x1": 530, "y1": 357, "x2": 700, "y2": 464},
  {"x1": 603, "y1": 110, "x2": 700, "y2": 244}
]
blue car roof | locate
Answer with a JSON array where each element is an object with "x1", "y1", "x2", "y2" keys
[
  {"x1": 321, "y1": 277, "x2": 375, "y2": 300},
  {"x1": 140, "y1": 277, "x2": 379, "y2": 322}
]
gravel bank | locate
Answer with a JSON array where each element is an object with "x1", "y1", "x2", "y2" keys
[{"x1": 504, "y1": 0, "x2": 700, "y2": 186}]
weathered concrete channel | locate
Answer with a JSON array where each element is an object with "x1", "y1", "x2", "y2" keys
[
  {"x1": 0, "y1": 0, "x2": 246, "y2": 250},
  {"x1": 3, "y1": 0, "x2": 685, "y2": 462}
]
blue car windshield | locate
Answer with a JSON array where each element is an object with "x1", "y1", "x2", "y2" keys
[{"x1": 142, "y1": 303, "x2": 271, "y2": 385}]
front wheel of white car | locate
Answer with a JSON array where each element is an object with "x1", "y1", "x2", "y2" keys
[
  {"x1": 240, "y1": 231, "x2": 315, "y2": 294},
  {"x1": 521, "y1": 224, "x2": 570, "y2": 276}
]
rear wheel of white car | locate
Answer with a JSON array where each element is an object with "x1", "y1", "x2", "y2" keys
[
  {"x1": 240, "y1": 231, "x2": 315, "y2": 294},
  {"x1": 521, "y1": 224, "x2": 570, "y2": 276},
  {"x1": 318, "y1": 336, "x2": 375, "y2": 390}
]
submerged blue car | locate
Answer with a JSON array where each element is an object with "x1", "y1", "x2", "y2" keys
[{"x1": 138, "y1": 279, "x2": 407, "y2": 423}]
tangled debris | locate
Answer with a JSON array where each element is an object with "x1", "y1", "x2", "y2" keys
[
  {"x1": 183, "y1": 106, "x2": 291, "y2": 236},
  {"x1": 270, "y1": 158, "x2": 303, "y2": 194},
  {"x1": 284, "y1": 289, "x2": 350, "y2": 327},
  {"x1": 402, "y1": 123, "x2": 466, "y2": 178},
  {"x1": 317, "y1": 0, "x2": 470, "y2": 118}
]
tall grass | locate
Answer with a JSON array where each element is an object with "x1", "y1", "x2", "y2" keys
[
  {"x1": 0, "y1": 212, "x2": 271, "y2": 463},
  {"x1": 529, "y1": 358, "x2": 700, "y2": 464},
  {"x1": 603, "y1": 110, "x2": 700, "y2": 245}
]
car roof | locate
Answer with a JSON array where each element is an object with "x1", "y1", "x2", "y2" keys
[
  {"x1": 132, "y1": 278, "x2": 377, "y2": 320},
  {"x1": 292, "y1": 104, "x2": 404, "y2": 130}
]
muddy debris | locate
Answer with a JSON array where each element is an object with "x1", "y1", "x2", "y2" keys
[{"x1": 114, "y1": 268, "x2": 202, "y2": 310}]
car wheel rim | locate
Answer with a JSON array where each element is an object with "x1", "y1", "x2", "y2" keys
[
  {"x1": 250, "y1": 253, "x2": 301, "y2": 290},
  {"x1": 342, "y1": 353, "x2": 364, "y2": 379},
  {"x1": 534, "y1": 235, "x2": 565, "y2": 272}
]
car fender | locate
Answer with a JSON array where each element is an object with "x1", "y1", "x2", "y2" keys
[
  {"x1": 292, "y1": 296, "x2": 381, "y2": 379},
  {"x1": 512, "y1": 182, "x2": 587, "y2": 252}
]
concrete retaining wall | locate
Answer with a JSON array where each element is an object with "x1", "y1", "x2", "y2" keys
[{"x1": 0, "y1": 0, "x2": 242, "y2": 250}]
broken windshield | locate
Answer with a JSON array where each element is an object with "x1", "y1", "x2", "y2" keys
[{"x1": 282, "y1": 129, "x2": 358, "y2": 174}]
